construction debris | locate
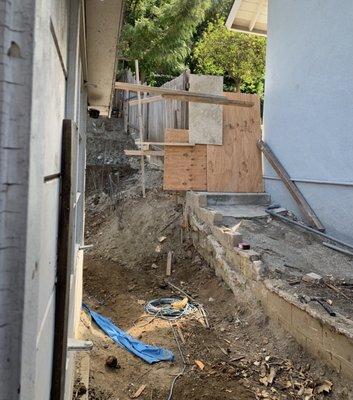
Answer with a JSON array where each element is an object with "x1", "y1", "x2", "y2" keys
[
  {"x1": 131, "y1": 384, "x2": 146, "y2": 398},
  {"x1": 105, "y1": 355, "x2": 120, "y2": 369},
  {"x1": 194, "y1": 360, "x2": 205, "y2": 370},
  {"x1": 302, "y1": 272, "x2": 323, "y2": 284}
]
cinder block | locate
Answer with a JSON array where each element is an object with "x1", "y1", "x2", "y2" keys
[
  {"x1": 195, "y1": 206, "x2": 223, "y2": 226},
  {"x1": 266, "y1": 291, "x2": 292, "y2": 329},
  {"x1": 291, "y1": 306, "x2": 323, "y2": 344},
  {"x1": 211, "y1": 225, "x2": 242, "y2": 249},
  {"x1": 323, "y1": 325, "x2": 353, "y2": 364}
]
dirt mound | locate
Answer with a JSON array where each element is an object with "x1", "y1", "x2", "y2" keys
[{"x1": 85, "y1": 188, "x2": 185, "y2": 269}]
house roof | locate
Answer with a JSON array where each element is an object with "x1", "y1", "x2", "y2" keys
[
  {"x1": 226, "y1": 0, "x2": 268, "y2": 36},
  {"x1": 85, "y1": 0, "x2": 124, "y2": 116}
]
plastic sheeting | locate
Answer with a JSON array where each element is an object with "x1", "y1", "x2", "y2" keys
[{"x1": 84, "y1": 305, "x2": 174, "y2": 364}]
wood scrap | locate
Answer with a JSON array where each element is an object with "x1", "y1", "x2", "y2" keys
[
  {"x1": 132, "y1": 384, "x2": 146, "y2": 398},
  {"x1": 194, "y1": 360, "x2": 205, "y2": 370},
  {"x1": 176, "y1": 325, "x2": 186, "y2": 344},
  {"x1": 324, "y1": 281, "x2": 350, "y2": 301},
  {"x1": 166, "y1": 251, "x2": 172, "y2": 276},
  {"x1": 124, "y1": 149, "x2": 164, "y2": 157}
]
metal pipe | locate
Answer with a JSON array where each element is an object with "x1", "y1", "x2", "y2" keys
[
  {"x1": 266, "y1": 209, "x2": 353, "y2": 253},
  {"x1": 263, "y1": 175, "x2": 353, "y2": 188}
]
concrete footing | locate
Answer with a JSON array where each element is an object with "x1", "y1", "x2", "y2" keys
[{"x1": 185, "y1": 191, "x2": 353, "y2": 379}]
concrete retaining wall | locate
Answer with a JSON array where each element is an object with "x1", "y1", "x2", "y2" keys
[{"x1": 185, "y1": 192, "x2": 353, "y2": 378}]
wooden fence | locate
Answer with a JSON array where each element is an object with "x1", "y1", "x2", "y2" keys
[{"x1": 121, "y1": 70, "x2": 189, "y2": 142}]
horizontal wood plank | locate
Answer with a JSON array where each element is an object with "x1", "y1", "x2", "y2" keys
[
  {"x1": 124, "y1": 149, "x2": 164, "y2": 157},
  {"x1": 115, "y1": 82, "x2": 254, "y2": 107}
]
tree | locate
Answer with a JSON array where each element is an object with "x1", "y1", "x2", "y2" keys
[
  {"x1": 121, "y1": 0, "x2": 211, "y2": 84},
  {"x1": 192, "y1": 19, "x2": 266, "y2": 94}
]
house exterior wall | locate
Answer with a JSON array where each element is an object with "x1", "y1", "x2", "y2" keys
[
  {"x1": 263, "y1": 0, "x2": 353, "y2": 244},
  {"x1": 0, "y1": 0, "x2": 87, "y2": 399}
]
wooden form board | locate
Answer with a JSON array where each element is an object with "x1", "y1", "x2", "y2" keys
[
  {"x1": 163, "y1": 129, "x2": 207, "y2": 190},
  {"x1": 207, "y1": 92, "x2": 263, "y2": 193}
]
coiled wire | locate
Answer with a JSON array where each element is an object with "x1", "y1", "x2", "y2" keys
[{"x1": 144, "y1": 297, "x2": 198, "y2": 320}]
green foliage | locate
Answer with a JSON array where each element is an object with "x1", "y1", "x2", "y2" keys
[
  {"x1": 121, "y1": 0, "x2": 211, "y2": 83},
  {"x1": 192, "y1": 19, "x2": 266, "y2": 95}
]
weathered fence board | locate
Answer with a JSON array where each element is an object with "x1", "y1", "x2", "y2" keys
[{"x1": 124, "y1": 70, "x2": 189, "y2": 143}]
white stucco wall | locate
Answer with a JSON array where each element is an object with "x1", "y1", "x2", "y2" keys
[{"x1": 263, "y1": 0, "x2": 353, "y2": 244}]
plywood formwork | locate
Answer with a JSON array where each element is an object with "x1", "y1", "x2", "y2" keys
[
  {"x1": 207, "y1": 92, "x2": 263, "y2": 192},
  {"x1": 163, "y1": 129, "x2": 207, "y2": 191}
]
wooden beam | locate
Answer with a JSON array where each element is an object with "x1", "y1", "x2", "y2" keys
[
  {"x1": 124, "y1": 149, "x2": 164, "y2": 157},
  {"x1": 249, "y1": 0, "x2": 264, "y2": 31},
  {"x1": 129, "y1": 95, "x2": 163, "y2": 106},
  {"x1": 136, "y1": 141, "x2": 195, "y2": 147},
  {"x1": 115, "y1": 81, "x2": 254, "y2": 107},
  {"x1": 225, "y1": 0, "x2": 242, "y2": 29},
  {"x1": 257, "y1": 139, "x2": 325, "y2": 232},
  {"x1": 51, "y1": 120, "x2": 76, "y2": 400}
]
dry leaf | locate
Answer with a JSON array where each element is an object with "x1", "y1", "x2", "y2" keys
[
  {"x1": 317, "y1": 380, "x2": 333, "y2": 394},
  {"x1": 260, "y1": 367, "x2": 276, "y2": 387},
  {"x1": 194, "y1": 359, "x2": 205, "y2": 370},
  {"x1": 158, "y1": 236, "x2": 167, "y2": 243}
]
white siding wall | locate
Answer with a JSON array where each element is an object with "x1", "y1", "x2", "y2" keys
[
  {"x1": 20, "y1": 1, "x2": 86, "y2": 399},
  {"x1": 263, "y1": 0, "x2": 353, "y2": 244}
]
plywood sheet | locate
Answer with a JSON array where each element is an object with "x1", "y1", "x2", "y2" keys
[
  {"x1": 189, "y1": 74, "x2": 223, "y2": 145},
  {"x1": 165, "y1": 128, "x2": 189, "y2": 143},
  {"x1": 207, "y1": 92, "x2": 263, "y2": 192},
  {"x1": 164, "y1": 129, "x2": 207, "y2": 190}
]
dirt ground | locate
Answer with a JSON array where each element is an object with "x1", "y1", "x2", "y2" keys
[
  {"x1": 79, "y1": 186, "x2": 352, "y2": 400},
  {"x1": 75, "y1": 117, "x2": 353, "y2": 400}
]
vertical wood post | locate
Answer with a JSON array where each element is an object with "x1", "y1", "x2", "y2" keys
[
  {"x1": 51, "y1": 120, "x2": 76, "y2": 400},
  {"x1": 135, "y1": 59, "x2": 146, "y2": 197}
]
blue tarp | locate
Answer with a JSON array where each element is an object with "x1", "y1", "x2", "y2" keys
[{"x1": 84, "y1": 305, "x2": 174, "y2": 364}]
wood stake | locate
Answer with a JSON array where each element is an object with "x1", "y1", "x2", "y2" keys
[
  {"x1": 166, "y1": 251, "x2": 172, "y2": 276},
  {"x1": 135, "y1": 60, "x2": 146, "y2": 198}
]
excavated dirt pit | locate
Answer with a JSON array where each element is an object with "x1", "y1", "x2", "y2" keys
[{"x1": 76, "y1": 182, "x2": 352, "y2": 400}]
